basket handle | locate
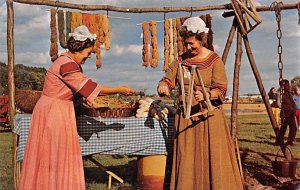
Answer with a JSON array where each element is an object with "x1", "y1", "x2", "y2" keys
[{"x1": 275, "y1": 147, "x2": 293, "y2": 161}]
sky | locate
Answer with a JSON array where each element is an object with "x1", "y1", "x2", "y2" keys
[{"x1": 0, "y1": 0, "x2": 299, "y2": 96}]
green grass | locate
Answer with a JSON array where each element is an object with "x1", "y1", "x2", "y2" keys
[
  {"x1": 1, "y1": 114, "x2": 299, "y2": 189},
  {"x1": 0, "y1": 129, "x2": 13, "y2": 190},
  {"x1": 235, "y1": 115, "x2": 300, "y2": 188}
]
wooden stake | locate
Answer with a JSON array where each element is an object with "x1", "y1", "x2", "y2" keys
[{"x1": 235, "y1": 138, "x2": 245, "y2": 188}]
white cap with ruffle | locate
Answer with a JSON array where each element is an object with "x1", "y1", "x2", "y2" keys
[
  {"x1": 69, "y1": 25, "x2": 97, "y2": 41},
  {"x1": 181, "y1": 17, "x2": 209, "y2": 34}
]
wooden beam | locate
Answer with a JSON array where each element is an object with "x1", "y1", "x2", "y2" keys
[
  {"x1": 13, "y1": 0, "x2": 299, "y2": 15},
  {"x1": 13, "y1": 0, "x2": 232, "y2": 12}
]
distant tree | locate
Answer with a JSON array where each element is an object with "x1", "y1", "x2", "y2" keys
[{"x1": 0, "y1": 62, "x2": 46, "y2": 94}]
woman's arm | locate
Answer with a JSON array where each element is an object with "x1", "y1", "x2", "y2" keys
[
  {"x1": 99, "y1": 85, "x2": 135, "y2": 96},
  {"x1": 157, "y1": 59, "x2": 179, "y2": 96}
]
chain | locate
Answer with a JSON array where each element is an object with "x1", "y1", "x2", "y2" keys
[{"x1": 270, "y1": 1, "x2": 284, "y2": 85}]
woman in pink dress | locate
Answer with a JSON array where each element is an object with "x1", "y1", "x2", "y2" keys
[{"x1": 19, "y1": 25, "x2": 135, "y2": 190}]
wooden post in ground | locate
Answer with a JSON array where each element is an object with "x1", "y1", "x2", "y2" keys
[{"x1": 6, "y1": 0, "x2": 18, "y2": 189}]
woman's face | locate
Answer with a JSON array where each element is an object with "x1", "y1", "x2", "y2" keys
[
  {"x1": 75, "y1": 47, "x2": 94, "y2": 64},
  {"x1": 184, "y1": 36, "x2": 202, "y2": 57}
]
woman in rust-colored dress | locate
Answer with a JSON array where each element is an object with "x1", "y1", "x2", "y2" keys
[
  {"x1": 19, "y1": 25, "x2": 135, "y2": 190},
  {"x1": 157, "y1": 17, "x2": 243, "y2": 190}
]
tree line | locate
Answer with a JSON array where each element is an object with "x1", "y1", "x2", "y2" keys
[{"x1": 0, "y1": 61, "x2": 47, "y2": 95}]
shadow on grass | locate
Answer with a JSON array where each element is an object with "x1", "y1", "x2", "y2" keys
[
  {"x1": 0, "y1": 126, "x2": 11, "y2": 133},
  {"x1": 239, "y1": 138, "x2": 276, "y2": 146},
  {"x1": 240, "y1": 122, "x2": 270, "y2": 125},
  {"x1": 239, "y1": 135, "x2": 300, "y2": 146},
  {"x1": 84, "y1": 158, "x2": 138, "y2": 186}
]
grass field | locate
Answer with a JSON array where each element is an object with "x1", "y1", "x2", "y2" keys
[{"x1": 1, "y1": 113, "x2": 299, "y2": 189}]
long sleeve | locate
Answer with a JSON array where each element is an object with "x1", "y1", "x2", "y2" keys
[
  {"x1": 211, "y1": 58, "x2": 227, "y2": 101},
  {"x1": 162, "y1": 59, "x2": 179, "y2": 88},
  {"x1": 59, "y1": 61, "x2": 101, "y2": 103}
]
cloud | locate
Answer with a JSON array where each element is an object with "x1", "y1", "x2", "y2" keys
[
  {"x1": 16, "y1": 52, "x2": 50, "y2": 66},
  {"x1": 110, "y1": 44, "x2": 142, "y2": 56}
]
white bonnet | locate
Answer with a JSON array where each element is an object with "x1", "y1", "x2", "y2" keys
[
  {"x1": 180, "y1": 17, "x2": 209, "y2": 34},
  {"x1": 69, "y1": 25, "x2": 97, "y2": 41}
]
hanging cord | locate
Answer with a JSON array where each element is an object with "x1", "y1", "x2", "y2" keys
[
  {"x1": 190, "y1": 7, "x2": 193, "y2": 17},
  {"x1": 55, "y1": 0, "x2": 59, "y2": 12},
  {"x1": 298, "y1": 0, "x2": 300, "y2": 25},
  {"x1": 270, "y1": 1, "x2": 284, "y2": 85}
]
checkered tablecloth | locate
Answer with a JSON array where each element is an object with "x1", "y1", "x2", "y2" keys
[{"x1": 13, "y1": 114, "x2": 175, "y2": 162}]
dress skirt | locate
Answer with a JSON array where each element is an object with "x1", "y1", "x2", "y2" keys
[
  {"x1": 19, "y1": 95, "x2": 85, "y2": 190},
  {"x1": 170, "y1": 106, "x2": 243, "y2": 190}
]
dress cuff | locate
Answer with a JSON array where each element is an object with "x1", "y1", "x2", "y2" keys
[{"x1": 86, "y1": 85, "x2": 102, "y2": 104}]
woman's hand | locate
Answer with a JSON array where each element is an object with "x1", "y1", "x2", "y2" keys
[
  {"x1": 118, "y1": 86, "x2": 135, "y2": 96},
  {"x1": 194, "y1": 90, "x2": 210, "y2": 102},
  {"x1": 157, "y1": 81, "x2": 170, "y2": 96}
]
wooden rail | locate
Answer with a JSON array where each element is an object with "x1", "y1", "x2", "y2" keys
[{"x1": 12, "y1": 0, "x2": 300, "y2": 14}]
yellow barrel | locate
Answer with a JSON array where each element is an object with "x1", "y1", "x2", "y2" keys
[{"x1": 137, "y1": 155, "x2": 166, "y2": 190}]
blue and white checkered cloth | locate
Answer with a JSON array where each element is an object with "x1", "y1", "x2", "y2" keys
[{"x1": 13, "y1": 114, "x2": 175, "y2": 162}]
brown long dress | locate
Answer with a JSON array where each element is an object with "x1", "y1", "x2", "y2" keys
[{"x1": 162, "y1": 52, "x2": 243, "y2": 190}]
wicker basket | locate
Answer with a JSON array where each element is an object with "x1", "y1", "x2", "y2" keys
[
  {"x1": 15, "y1": 90, "x2": 42, "y2": 113},
  {"x1": 85, "y1": 107, "x2": 136, "y2": 118}
]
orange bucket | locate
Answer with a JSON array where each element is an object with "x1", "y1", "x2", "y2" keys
[{"x1": 137, "y1": 155, "x2": 166, "y2": 190}]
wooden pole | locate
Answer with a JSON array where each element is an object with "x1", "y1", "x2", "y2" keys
[
  {"x1": 231, "y1": 23, "x2": 243, "y2": 144},
  {"x1": 6, "y1": 0, "x2": 18, "y2": 189},
  {"x1": 242, "y1": 35, "x2": 291, "y2": 159},
  {"x1": 230, "y1": 0, "x2": 247, "y2": 35},
  {"x1": 222, "y1": 17, "x2": 237, "y2": 64}
]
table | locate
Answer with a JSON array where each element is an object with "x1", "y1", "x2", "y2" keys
[
  {"x1": 13, "y1": 114, "x2": 175, "y2": 162},
  {"x1": 13, "y1": 114, "x2": 176, "y2": 188}
]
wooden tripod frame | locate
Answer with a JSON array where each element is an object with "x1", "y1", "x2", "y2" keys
[{"x1": 178, "y1": 62, "x2": 215, "y2": 119}]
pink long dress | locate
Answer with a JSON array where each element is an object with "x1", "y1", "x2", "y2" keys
[{"x1": 19, "y1": 53, "x2": 101, "y2": 190}]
